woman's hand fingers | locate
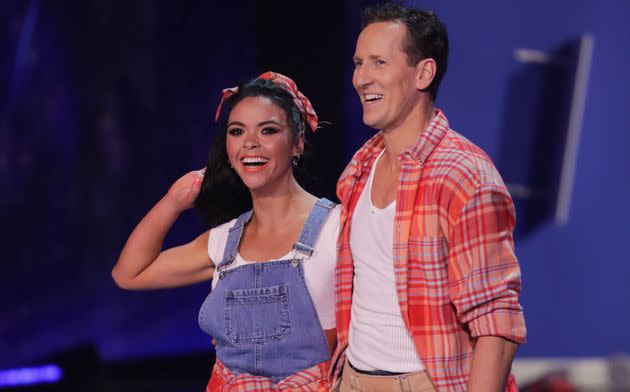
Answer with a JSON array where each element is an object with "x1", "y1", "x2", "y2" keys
[
  {"x1": 165, "y1": 169, "x2": 206, "y2": 211},
  {"x1": 189, "y1": 174, "x2": 202, "y2": 198}
]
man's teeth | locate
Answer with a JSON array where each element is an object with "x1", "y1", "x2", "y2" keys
[
  {"x1": 365, "y1": 94, "x2": 383, "y2": 102},
  {"x1": 242, "y1": 157, "x2": 268, "y2": 165}
]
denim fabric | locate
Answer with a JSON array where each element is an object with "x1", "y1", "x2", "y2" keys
[
  {"x1": 199, "y1": 199, "x2": 335, "y2": 381},
  {"x1": 224, "y1": 284, "x2": 291, "y2": 344}
]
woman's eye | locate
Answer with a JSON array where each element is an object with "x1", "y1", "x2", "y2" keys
[
  {"x1": 261, "y1": 127, "x2": 279, "y2": 135},
  {"x1": 228, "y1": 128, "x2": 243, "y2": 136}
]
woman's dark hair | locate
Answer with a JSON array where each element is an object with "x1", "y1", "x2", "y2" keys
[{"x1": 194, "y1": 76, "x2": 312, "y2": 228}]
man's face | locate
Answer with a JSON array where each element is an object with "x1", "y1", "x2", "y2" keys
[{"x1": 352, "y1": 21, "x2": 422, "y2": 132}]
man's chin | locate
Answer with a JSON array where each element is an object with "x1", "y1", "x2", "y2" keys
[{"x1": 362, "y1": 115, "x2": 381, "y2": 130}]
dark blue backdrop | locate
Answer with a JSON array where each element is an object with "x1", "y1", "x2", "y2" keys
[{"x1": 1, "y1": 0, "x2": 628, "y2": 371}]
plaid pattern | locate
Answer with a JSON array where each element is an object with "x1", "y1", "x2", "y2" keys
[
  {"x1": 207, "y1": 359, "x2": 329, "y2": 391},
  {"x1": 331, "y1": 110, "x2": 526, "y2": 391},
  {"x1": 215, "y1": 71, "x2": 319, "y2": 132}
]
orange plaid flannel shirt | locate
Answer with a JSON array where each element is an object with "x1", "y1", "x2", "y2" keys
[{"x1": 330, "y1": 110, "x2": 526, "y2": 391}]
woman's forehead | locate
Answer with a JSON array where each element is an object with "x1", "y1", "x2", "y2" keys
[{"x1": 229, "y1": 96, "x2": 288, "y2": 124}]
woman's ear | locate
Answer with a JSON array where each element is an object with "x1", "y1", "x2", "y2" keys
[{"x1": 294, "y1": 132, "x2": 305, "y2": 156}]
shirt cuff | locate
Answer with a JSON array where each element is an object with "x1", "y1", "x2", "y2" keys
[{"x1": 468, "y1": 309, "x2": 527, "y2": 344}]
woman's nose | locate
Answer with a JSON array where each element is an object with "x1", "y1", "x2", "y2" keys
[{"x1": 243, "y1": 133, "x2": 259, "y2": 149}]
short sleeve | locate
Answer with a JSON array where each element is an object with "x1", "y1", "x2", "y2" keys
[
  {"x1": 208, "y1": 219, "x2": 237, "y2": 289},
  {"x1": 308, "y1": 204, "x2": 341, "y2": 330}
]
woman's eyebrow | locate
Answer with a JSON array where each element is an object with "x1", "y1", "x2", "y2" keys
[{"x1": 257, "y1": 120, "x2": 284, "y2": 127}]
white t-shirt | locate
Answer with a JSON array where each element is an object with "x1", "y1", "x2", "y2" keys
[
  {"x1": 208, "y1": 205, "x2": 340, "y2": 330},
  {"x1": 347, "y1": 150, "x2": 425, "y2": 372}
]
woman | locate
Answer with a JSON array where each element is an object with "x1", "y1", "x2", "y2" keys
[{"x1": 112, "y1": 72, "x2": 339, "y2": 391}]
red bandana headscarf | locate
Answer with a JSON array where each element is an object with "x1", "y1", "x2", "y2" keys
[{"x1": 214, "y1": 71, "x2": 319, "y2": 132}]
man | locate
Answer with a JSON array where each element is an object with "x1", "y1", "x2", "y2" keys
[{"x1": 331, "y1": 4, "x2": 526, "y2": 392}]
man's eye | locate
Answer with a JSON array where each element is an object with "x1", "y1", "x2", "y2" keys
[
  {"x1": 376, "y1": 59, "x2": 386, "y2": 65},
  {"x1": 228, "y1": 128, "x2": 243, "y2": 136},
  {"x1": 261, "y1": 127, "x2": 279, "y2": 135},
  {"x1": 353, "y1": 60, "x2": 362, "y2": 68}
]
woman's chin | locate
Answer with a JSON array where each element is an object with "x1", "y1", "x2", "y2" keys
[
  {"x1": 240, "y1": 176, "x2": 272, "y2": 192},
  {"x1": 241, "y1": 175, "x2": 292, "y2": 195}
]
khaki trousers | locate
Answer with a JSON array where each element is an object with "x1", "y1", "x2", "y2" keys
[{"x1": 338, "y1": 360, "x2": 437, "y2": 392}]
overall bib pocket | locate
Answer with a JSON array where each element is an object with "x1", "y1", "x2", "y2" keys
[{"x1": 224, "y1": 284, "x2": 292, "y2": 344}]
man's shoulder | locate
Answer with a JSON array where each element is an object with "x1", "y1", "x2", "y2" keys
[
  {"x1": 423, "y1": 127, "x2": 512, "y2": 225},
  {"x1": 427, "y1": 127, "x2": 504, "y2": 189}
]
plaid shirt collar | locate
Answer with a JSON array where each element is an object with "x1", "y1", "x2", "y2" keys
[{"x1": 344, "y1": 109, "x2": 450, "y2": 179}]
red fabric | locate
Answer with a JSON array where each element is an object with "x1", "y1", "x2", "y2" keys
[
  {"x1": 215, "y1": 71, "x2": 319, "y2": 132},
  {"x1": 207, "y1": 359, "x2": 329, "y2": 391}
]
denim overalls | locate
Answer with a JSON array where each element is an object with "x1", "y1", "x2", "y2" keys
[{"x1": 199, "y1": 198, "x2": 335, "y2": 389}]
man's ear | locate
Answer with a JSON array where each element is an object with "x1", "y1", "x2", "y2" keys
[{"x1": 415, "y1": 58, "x2": 436, "y2": 91}]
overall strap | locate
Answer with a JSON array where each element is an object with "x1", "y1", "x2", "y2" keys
[
  {"x1": 218, "y1": 210, "x2": 253, "y2": 268},
  {"x1": 293, "y1": 198, "x2": 336, "y2": 258}
]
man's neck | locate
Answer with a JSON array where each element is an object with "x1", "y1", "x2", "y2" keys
[{"x1": 380, "y1": 102, "x2": 434, "y2": 169}]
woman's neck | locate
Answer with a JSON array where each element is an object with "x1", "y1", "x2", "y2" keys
[{"x1": 249, "y1": 177, "x2": 316, "y2": 231}]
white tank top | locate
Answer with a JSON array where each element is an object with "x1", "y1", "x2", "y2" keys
[{"x1": 347, "y1": 150, "x2": 425, "y2": 372}]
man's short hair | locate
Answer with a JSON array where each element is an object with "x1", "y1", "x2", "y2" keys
[{"x1": 361, "y1": 3, "x2": 449, "y2": 101}]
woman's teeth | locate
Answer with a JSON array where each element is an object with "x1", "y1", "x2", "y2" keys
[{"x1": 242, "y1": 157, "x2": 269, "y2": 166}]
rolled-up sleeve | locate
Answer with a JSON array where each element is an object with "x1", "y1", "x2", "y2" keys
[{"x1": 447, "y1": 183, "x2": 527, "y2": 344}]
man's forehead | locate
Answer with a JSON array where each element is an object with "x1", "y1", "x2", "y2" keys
[
  {"x1": 360, "y1": 21, "x2": 407, "y2": 39},
  {"x1": 354, "y1": 21, "x2": 406, "y2": 57}
]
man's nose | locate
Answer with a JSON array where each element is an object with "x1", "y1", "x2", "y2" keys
[{"x1": 354, "y1": 65, "x2": 373, "y2": 88}]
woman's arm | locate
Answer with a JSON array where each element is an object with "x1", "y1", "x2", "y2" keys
[{"x1": 112, "y1": 170, "x2": 214, "y2": 290}]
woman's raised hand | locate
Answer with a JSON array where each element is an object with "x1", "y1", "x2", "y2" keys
[
  {"x1": 112, "y1": 167, "x2": 213, "y2": 290},
  {"x1": 164, "y1": 168, "x2": 206, "y2": 212}
]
